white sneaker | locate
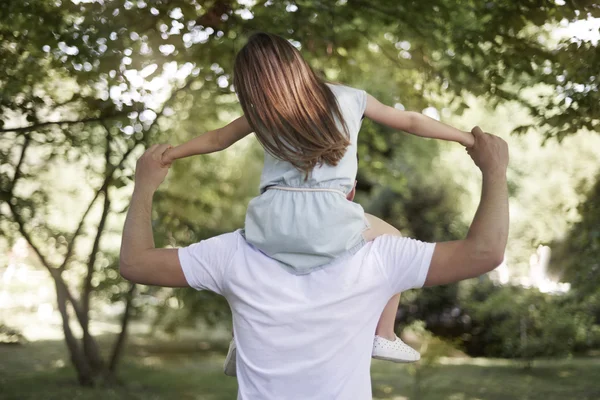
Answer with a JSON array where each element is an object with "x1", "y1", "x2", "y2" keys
[
  {"x1": 223, "y1": 339, "x2": 237, "y2": 377},
  {"x1": 372, "y1": 335, "x2": 420, "y2": 363}
]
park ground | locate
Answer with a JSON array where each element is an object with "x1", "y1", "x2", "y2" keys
[{"x1": 1, "y1": 331, "x2": 600, "y2": 400}]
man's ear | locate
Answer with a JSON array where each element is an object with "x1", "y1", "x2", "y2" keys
[{"x1": 347, "y1": 181, "x2": 357, "y2": 201}]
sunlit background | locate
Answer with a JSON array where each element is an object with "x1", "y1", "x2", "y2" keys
[{"x1": 1, "y1": 0, "x2": 599, "y2": 399}]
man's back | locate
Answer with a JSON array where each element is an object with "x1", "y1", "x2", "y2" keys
[
  {"x1": 179, "y1": 231, "x2": 434, "y2": 399},
  {"x1": 121, "y1": 128, "x2": 508, "y2": 398}
]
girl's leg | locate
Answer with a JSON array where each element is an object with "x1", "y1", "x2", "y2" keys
[
  {"x1": 363, "y1": 214, "x2": 402, "y2": 340},
  {"x1": 363, "y1": 213, "x2": 403, "y2": 340},
  {"x1": 376, "y1": 294, "x2": 401, "y2": 341},
  {"x1": 364, "y1": 213, "x2": 420, "y2": 362}
]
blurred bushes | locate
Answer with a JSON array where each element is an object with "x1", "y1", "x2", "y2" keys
[
  {"x1": 0, "y1": 323, "x2": 26, "y2": 345},
  {"x1": 552, "y1": 172, "x2": 600, "y2": 310},
  {"x1": 461, "y1": 281, "x2": 594, "y2": 360},
  {"x1": 398, "y1": 279, "x2": 598, "y2": 360}
]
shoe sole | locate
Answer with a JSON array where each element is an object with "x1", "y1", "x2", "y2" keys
[{"x1": 372, "y1": 355, "x2": 420, "y2": 363}]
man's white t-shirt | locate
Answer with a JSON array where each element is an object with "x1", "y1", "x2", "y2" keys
[{"x1": 179, "y1": 231, "x2": 435, "y2": 400}]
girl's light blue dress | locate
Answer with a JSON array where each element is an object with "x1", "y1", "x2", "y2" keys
[{"x1": 244, "y1": 83, "x2": 369, "y2": 274}]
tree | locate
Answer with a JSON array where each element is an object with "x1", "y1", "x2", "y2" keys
[
  {"x1": 1, "y1": 0, "x2": 599, "y2": 386},
  {"x1": 551, "y1": 172, "x2": 600, "y2": 325},
  {"x1": 461, "y1": 281, "x2": 593, "y2": 363}
]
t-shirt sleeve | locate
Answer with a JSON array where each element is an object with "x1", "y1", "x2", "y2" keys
[
  {"x1": 177, "y1": 231, "x2": 240, "y2": 294},
  {"x1": 374, "y1": 235, "x2": 436, "y2": 294},
  {"x1": 355, "y1": 88, "x2": 367, "y2": 117}
]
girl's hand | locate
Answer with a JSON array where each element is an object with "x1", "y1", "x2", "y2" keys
[
  {"x1": 159, "y1": 145, "x2": 174, "y2": 167},
  {"x1": 462, "y1": 130, "x2": 476, "y2": 148}
]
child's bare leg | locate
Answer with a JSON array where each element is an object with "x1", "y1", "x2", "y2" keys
[
  {"x1": 363, "y1": 213, "x2": 403, "y2": 241},
  {"x1": 376, "y1": 294, "x2": 401, "y2": 341},
  {"x1": 364, "y1": 213, "x2": 420, "y2": 362},
  {"x1": 364, "y1": 213, "x2": 403, "y2": 339}
]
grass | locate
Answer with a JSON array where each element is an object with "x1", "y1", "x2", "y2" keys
[
  {"x1": 372, "y1": 357, "x2": 600, "y2": 400},
  {"x1": 1, "y1": 334, "x2": 600, "y2": 400}
]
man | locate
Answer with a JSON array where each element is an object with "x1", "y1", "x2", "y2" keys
[{"x1": 120, "y1": 127, "x2": 509, "y2": 399}]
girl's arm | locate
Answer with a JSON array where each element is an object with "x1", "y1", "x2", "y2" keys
[
  {"x1": 162, "y1": 115, "x2": 253, "y2": 165},
  {"x1": 363, "y1": 94, "x2": 475, "y2": 147}
]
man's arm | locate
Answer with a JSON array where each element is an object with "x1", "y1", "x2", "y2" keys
[
  {"x1": 424, "y1": 127, "x2": 509, "y2": 286},
  {"x1": 373, "y1": 127, "x2": 508, "y2": 288},
  {"x1": 119, "y1": 144, "x2": 189, "y2": 287}
]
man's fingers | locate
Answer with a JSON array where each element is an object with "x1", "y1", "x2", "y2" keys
[
  {"x1": 140, "y1": 145, "x2": 172, "y2": 170},
  {"x1": 151, "y1": 145, "x2": 172, "y2": 168},
  {"x1": 137, "y1": 144, "x2": 158, "y2": 165},
  {"x1": 471, "y1": 126, "x2": 483, "y2": 135},
  {"x1": 151, "y1": 144, "x2": 171, "y2": 155},
  {"x1": 149, "y1": 144, "x2": 171, "y2": 162}
]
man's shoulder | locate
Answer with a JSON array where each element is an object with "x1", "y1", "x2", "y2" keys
[
  {"x1": 184, "y1": 230, "x2": 245, "y2": 255},
  {"x1": 371, "y1": 234, "x2": 429, "y2": 246},
  {"x1": 197, "y1": 230, "x2": 274, "y2": 260},
  {"x1": 369, "y1": 234, "x2": 408, "y2": 250},
  {"x1": 368, "y1": 235, "x2": 436, "y2": 263},
  {"x1": 205, "y1": 229, "x2": 244, "y2": 247}
]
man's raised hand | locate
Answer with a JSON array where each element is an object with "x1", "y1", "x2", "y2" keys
[
  {"x1": 467, "y1": 126, "x2": 509, "y2": 175},
  {"x1": 134, "y1": 144, "x2": 171, "y2": 193}
]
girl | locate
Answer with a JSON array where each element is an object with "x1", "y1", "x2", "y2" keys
[{"x1": 161, "y1": 32, "x2": 474, "y2": 373}]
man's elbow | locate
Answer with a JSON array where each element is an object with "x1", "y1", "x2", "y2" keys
[
  {"x1": 465, "y1": 237, "x2": 506, "y2": 274},
  {"x1": 119, "y1": 262, "x2": 134, "y2": 282},
  {"x1": 119, "y1": 255, "x2": 140, "y2": 282},
  {"x1": 491, "y1": 252, "x2": 505, "y2": 269},
  {"x1": 479, "y1": 250, "x2": 505, "y2": 274}
]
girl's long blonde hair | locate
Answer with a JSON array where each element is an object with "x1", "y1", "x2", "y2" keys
[{"x1": 233, "y1": 32, "x2": 350, "y2": 176}]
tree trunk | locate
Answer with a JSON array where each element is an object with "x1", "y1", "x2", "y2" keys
[
  {"x1": 54, "y1": 278, "x2": 95, "y2": 386},
  {"x1": 108, "y1": 284, "x2": 136, "y2": 374},
  {"x1": 82, "y1": 329, "x2": 105, "y2": 374},
  {"x1": 6, "y1": 82, "x2": 182, "y2": 388},
  {"x1": 81, "y1": 191, "x2": 111, "y2": 373}
]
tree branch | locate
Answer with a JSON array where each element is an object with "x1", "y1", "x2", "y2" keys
[
  {"x1": 81, "y1": 130, "x2": 113, "y2": 329},
  {"x1": 10, "y1": 134, "x2": 31, "y2": 191},
  {"x1": 7, "y1": 199, "x2": 86, "y2": 318},
  {"x1": 6, "y1": 138, "x2": 55, "y2": 273},
  {"x1": 108, "y1": 283, "x2": 136, "y2": 373},
  {"x1": 60, "y1": 190, "x2": 103, "y2": 270},
  {"x1": 4, "y1": 136, "x2": 93, "y2": 326},
  {"x1": 7, "y1": 77, "x2": 198, "y2": 336},
  {"x1": 60, "y1": 80, "x2": 194, "y2": 270},
  {"x1": 53, "y1": 278, "x2": 94, "y2": 386},
  {"x1": 0, "y1": 112, "x2": 129, "y2": 134},
  {"x1": 8, "y1": 201, "x2": 55, "y2": 271},
  {"x1": 81, "y1": 192, "x2": 110, "y2": 319}
]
